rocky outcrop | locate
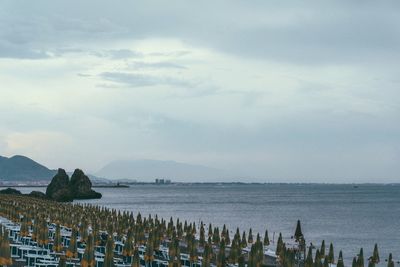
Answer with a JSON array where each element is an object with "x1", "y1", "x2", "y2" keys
[
  {"x1": 0, "y1": 187, "x2": 49, "y2": 200},
  {"x1": 0, "y1": 187, "x2": 22, "y2": 195},
  {"x1": 69, "y1": 169, "x2": 102, "y2": 199},
  {"x1": 0, "y1": 169, "x2": 101, "y2": 202},
  {"x1": 45, "y1": 168, "x2": 101, "y2": 202},
  {"x1": 46, "y1": 169, "x2": 73, "y2": 201}
]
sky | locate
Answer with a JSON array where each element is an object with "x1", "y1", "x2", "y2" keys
[{"x1": 0, "y1": 1, "x2": 399, "y2": 182}]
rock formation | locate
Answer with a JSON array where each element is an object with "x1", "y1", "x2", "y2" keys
[
  {"x1": 0, "y1": 187, "x2": 22, "y2": 195},
  {"x1": 45, "y1": 168, "x2": 101, "y2": 202},
  {"x1": 0, "y1": 168, "x2": 101, "y2": 202},
  {"x1": 46, "y1": 168, "x2": 73, "y2": 202},
  {"x1": 69, "y1": 169, "x2": 102, "y2": 199}
]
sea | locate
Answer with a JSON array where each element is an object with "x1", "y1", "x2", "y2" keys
[{"x1": 11, "y1": 183, "x2": 400, "y2": 265}]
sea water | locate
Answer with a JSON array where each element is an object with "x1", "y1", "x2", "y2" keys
[{"x1": 14, "y1": 183, "x2": 400, "y2": 265}]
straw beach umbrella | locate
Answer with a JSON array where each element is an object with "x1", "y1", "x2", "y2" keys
[
  {"x1": 104, "y1": 235, "x2": 115, "y2": 267},
  {"x1": 328, "y1": 243, "x2": 334, "y2": 264},
  {"x1": 229, "y1": 238, "x2": 239, "y2": 264},
  {"x1": 276, "y1": 233, "x2": 283, "y2": 256},
  {"x1": 202, "y1": 242, "x2": 212, "y2": 267},
  {"x1": 53, "y1": 223, "x2": 63, "y2": 253},
  {"x1": 131, "y1": 247, "x2": 140, "y2": 267},
  {"x1": 58, "y1": 256, "x2": 67, "y2": 267},
  {"x1": 241, "y1": 231, "x2": 247, "y2": 248},
  {"x1": 320, "y1": 240, "x2": 326, "y2": 258},
  {"x1": 199, "y1": 222, "x2": 205, "y2": 247},
  {"x1": 357, "y1": 248, "x2": 365, "y2": 267},
  {"x1": 38, "y1": 218, "x2": 49, "y2": 247},
  {"x1": 337, "y1": 251, "x2": 344, "y2": 267},
  {"x1": 305, "y1": 246, "x2": 314, "y2": 267},
  {"x1": 216, "y1": 239, "x2": 226, "y2": 267},
  {"x1": 123, "y1": 228, "x2": 134, "y2": 258},
  {"x1": 66, "y1": 227, "x2": 78, "y2": 258},
  {"x1": 81, "y1": 233, "x2": 96, "y2": 267},
  {"x1": 144, "y1": 236, "x2": 154, "y2": 267},
  {"x1": 0, "y1": 229, "x2": 12, "y2": 266},
  {"x1": 248, "y1": 228, "x2": 253, "y2": 244},
  {"x1": 294, "y1": 220, "x2": 303, "y2": 242},
  {"x1": 387, "y1": 253, "x2": 394, "y2": 267},
  {"x1": 264, "y1": 229, "x2": 270, "y2": 246},
  {"x1": 314, "y1": 249, "x2": 322, "y2": 267},
  {"x1": 372, "y1": 244, "x2": 379, "y2": 264},
  {"x1": 20, "y1": 216, "x2": 29, "y2": 237}
]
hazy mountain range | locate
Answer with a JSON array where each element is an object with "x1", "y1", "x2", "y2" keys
[
  {"x1": 0, "y1": 155, "x2": 226, "y2": 182},
  {"x1": 0, "y1": 155, "x2": 56, "y2": 181},
  {"x1": 96, "y1": 159, "x2": 226, "y2": 181}
]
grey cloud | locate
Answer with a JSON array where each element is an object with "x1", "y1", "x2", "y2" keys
[
  {"x1": 130, "y1": 61, "x2": 187, "y2": 70},
  {"x1": 148, "y1": 51, "x2": 192, "y2": 57},
  {"x1": 2, "y1": 1, "x2": 399, "y2": 64},
  {"x1": 100, "y1": 72, "x2": 193, "y2": 88},
  {"x1": 0, "y1": 41, "x2": 50, "y2": 59},
  {"x1": 104, "y1": 49, "x2": 143, "y2": 59},
  {"x1": 77, "y1": 73, "x2": 92, "y2": 77}
]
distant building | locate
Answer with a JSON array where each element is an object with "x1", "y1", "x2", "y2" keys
[
  {"x1": 155, "y1": 179, "x2": 165, "y2": 184},
  {"x1": 155, "y1": 179, "x2": 171, "y2": 184}
]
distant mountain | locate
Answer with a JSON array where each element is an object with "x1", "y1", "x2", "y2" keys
[
  {"x1": 66, "y1": 171, "x2": 111, "y2": 184},
  {"x1": 96, "y1": 159, "x2": 226, "y2": 182},
  {"x1": 0, "y1": 155, "x2": 56, "y2": 181}
]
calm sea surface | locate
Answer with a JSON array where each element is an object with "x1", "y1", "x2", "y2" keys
[{"x1": 13, "y1": 184, "x2": 400, "y2": 265}]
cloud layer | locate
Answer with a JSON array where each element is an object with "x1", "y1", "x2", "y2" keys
[{"x1": 0, "y1": 1, "x2": 399, "y2": 182}]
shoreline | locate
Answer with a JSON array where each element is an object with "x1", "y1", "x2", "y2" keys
[{"x1": 1, "y1": 182, "x2": 399, "y2": 187}]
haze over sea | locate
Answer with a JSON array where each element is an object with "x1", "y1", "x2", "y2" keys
[{"x1": 16, "y1": 183, "x2": 400, "y2": 265}]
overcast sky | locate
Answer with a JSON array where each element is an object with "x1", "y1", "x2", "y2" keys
[{"x1": 0, "y1": 1, "x2": 399, "y2": 182}]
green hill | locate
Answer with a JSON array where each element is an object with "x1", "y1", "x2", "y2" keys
[{"x1": 0, "y1": 155, "x2": 56, "y2": 181}]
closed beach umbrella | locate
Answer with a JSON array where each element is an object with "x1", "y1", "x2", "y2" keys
[
  {"x1": 320, "y1": 240, "x2": 326, "y2": 258},
  {"x1": 248, "y1": 228, "x2": 253, "y2": 244},
  {"x1": 38, "y1": 218, "x2": 49, "y2": 247},
  {"x1": 241, "y1": 231, "x2": 247, "y2": 248},
  {"x1": 328, "y1": 243, "x2": 334, "y2": 263},
  {"x1": 217, "y1": 239, "x2": 226, "y2": 267},
  {"x1": 131, "y1": 247, "x2": 140, "y2": 267},
  {"x1": 337, "y1": 251, "x2": 344, "y2": 267},
  {"x1": 199, "y1": 222, "x2": 205, "y2": 247},
  {"x1": 20, "y1": 216, "x2": 29, "y2": 237},
  {"x1": 104, "y1": 235, "x2": 115, "y2": 267},
  {"x1": 305, "y1": 246, "x2": 314, "y2": 267},
  {"x1": 53, "y1": 223, "x2": 63, "y2": 253},
  {"x1": 264, "y1": 229, "x2": 270, "y2": 246},
  {"x1": 58, "y1": 256, "x2": 67, "y2": 267},
  {"x1": 0, "y1": 229, "x2": 12, "y2": 266},
  {"x1": 202, "y1": 242, "x2": 211, "y2": 267},
  {"x1": 358, "y1": 248, "x2": 364, "y2": 267},
  {"x1": 81, "y1": 233, "x2": 96, "y2": 267},
  {"x1": 294, "y1": 220, "x2": 303, "y2": 242},
  {"x1": 66, "y1": 227, "x2": 78, "y2": 258},
  {"x1": 123, "y1": 228, "x2": 134, "y2": 257},
  {"x1": 372, "y1": 244, "x2": 379, "y2": 263},
  {"x1": 387, "y1": 253, "x2": 394, "y2": 267}
]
